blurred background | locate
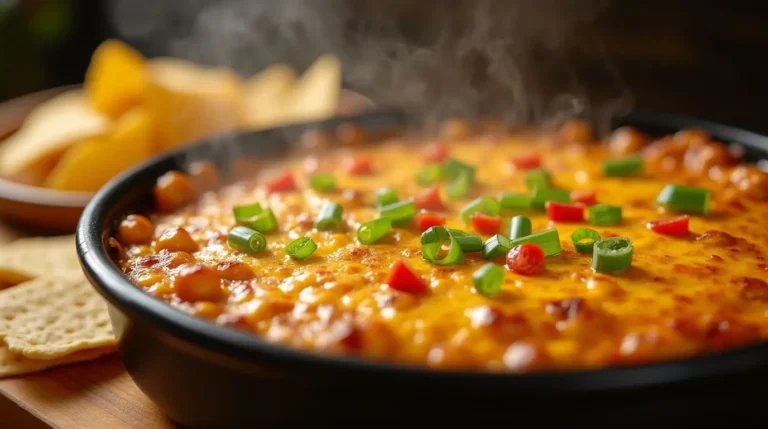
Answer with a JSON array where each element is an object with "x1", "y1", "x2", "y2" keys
[{"x1": 1, "y1": 0, "x2": 767, "y2": 132}]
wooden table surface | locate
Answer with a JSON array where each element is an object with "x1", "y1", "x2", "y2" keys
[{"x1": 0, "y1": 223, "x2": 177, "y2": 429}]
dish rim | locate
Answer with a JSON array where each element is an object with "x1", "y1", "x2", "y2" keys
[{"x1": 76, "y1": 109, "x2": 768, "y2": 391}]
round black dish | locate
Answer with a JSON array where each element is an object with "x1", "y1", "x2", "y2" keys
[{"x1": 77, "y1": 111, "x2": 768, "y2": 428}]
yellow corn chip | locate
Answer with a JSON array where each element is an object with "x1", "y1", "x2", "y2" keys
[
  {"x1": 0, "y1": 235, "x2": 79, "y2": 285},
  {"x1": 0, "y1": 272, "x2": 115, "y2": 359},
  {"x1": 0, "y1": 343, "x2": 114, "y2": 378},
  {"x1": 242, "y1": 63, "x2": 298, "y2": 129},
  {"x1": 284, "y1": 54, "x2": 341, "y2": 122},
  {"x1": 84, "y1": 38, "x2": 148, "y2": 119}
]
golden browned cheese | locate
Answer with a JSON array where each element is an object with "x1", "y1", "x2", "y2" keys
[{"x1": 115, "y1": 124, "x2": 768, "y2": 373}]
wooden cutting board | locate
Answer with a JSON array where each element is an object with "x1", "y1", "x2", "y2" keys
[{"x1": 0, "y1": 222, "x2": 177, "y2": 429}]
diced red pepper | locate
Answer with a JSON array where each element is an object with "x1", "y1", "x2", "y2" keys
[
  {"x1": 546, "y1": 201, "x2": 585, "y2": 222},
  {"x1": 413, "y1": 184, "x2": 443, "y2": 211},
  {"x1": 647, "y1": 215, "x2": 690, "y2": 237},
  {"x1": 344, "y1": 155, "x2": 373, "y2": 175},
  {"x1": 570, "y1": 189, "x2": 597, "y2": 206},
  {"x1": 470, "y1": 212, "x2": 502, "y2": 235},
  {"x1": 414, "y1": 211, "x2": 446, "y2": 232},
  {"x1": 509, "y1": 153, "x2": 541, "y2": 170},
  {"x1": 386, "y1": 259, "x2": 428, "y2": 294},
  {"x1": 506, "y1": 243, "x2": 545, "y2": 276},
  {"x1": 266, "y1": 171, "x2": 296, "y2": 193},
  {"x1": 422, "y1": 141, "x2": 449, "y2": 163}
]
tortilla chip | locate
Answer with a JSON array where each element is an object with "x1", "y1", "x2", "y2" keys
[
  {"x1": 0, "y1": 235, "x2": 79, "y2": 285},
  {"x1": 0, "y1": 272, "x2": 115, "y2": 359},
  {"x1": 0, "y1": 343, "x2": 114, "y2": 378},
  {"x1": 84, "y1": 39, "x2": 148, "y2": 118},
  {"x1": 242, "y1": 63, "x2": 298, "y2": 128},
  {"x1": 284, "y1": 54, "x2": 341, "y2": 122},
  {"x1": 44, "y1": 107, "x2": 155, "y2": 192},
  {"x1": 0, "y1": 90, "x2": 110, "y2": 177}
]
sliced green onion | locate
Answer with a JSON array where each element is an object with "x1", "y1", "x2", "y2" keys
[
  {"x1": 286, "y1": 236, "x2": 317, "y2": 259},
  {"x1": 314, "y1": 202, "x2": 343, "y2": 231},
  {"x1": 603, "y1": 155, "x2": 643, "y2": 177},
  {"x1": 587, "y1": 204, "x2": 622, "y2": 225},
  {"x1": 571, "y1": 228, "x2": 601, "y2": 253},
  {"x1": 525, "y1": 168, "x2": 551, "y2": 190},
  {"x1": 380, "y1": 200, "x2": 417, "y2": 223},
  {"x1": 376, "y1": 187, "x2": 399, "y2": 206},
  {"x1": 460, "y1": 196, "x2": 501, "y2": 223},
  {"x1": 233, "y1": 203, "x2": 263, "y2": 222},
  {"x1": 482, "y1": 234, "x2": 512, "y2": 259},
  {"x1": 473, "y1": 263, "x2": 504, "y2": 297},
  {"x1": 656, "y1": 184, "x2": 711, "y2": 215},
  {"x1": 445, "y1": 169, "x2": 473, "y2": 199},
  {"x1": 531, "y1": 186, "x2": 570, "y2": 209},
  {"x1": 248, "y1": 208, "x2": 278, "y2": 233},
  {"x1": 442, "y1": 158, "x2": 476, "y2": 180},
  {"x1": 509, "y1": 215, "x2": 532, "y2": 240},
  {"x1": 592, "y1": 237, "x2": 633, "y2": 273},
  {"x1": 499, "y1": 192, "x2": 533, "y2": 210},
  {"x1": 509, "y1": 228, "x2": 562, "y2": 257},
  {"x1": 421, "y1": 226, "x2": 464, "y2": 265},
  {"x1": 415, "y1": 164, "x2": 442, "y2": 186},
  {"x1": 309, "y1": 173, "x2": 336, "y2": 192},
  {"x1": 357, "y1": 218, "x2": 392, "y2": 244},
  {"x1": 228, "y1": 226, "x2": 267, "y2": 254},
  {"x1": 449, "y1": 229, "x2": 484, "y2": 253}
]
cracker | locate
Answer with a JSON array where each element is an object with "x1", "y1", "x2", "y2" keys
[
  {"x1": 0, "y1": 234, "x2": 80, "y2": 285},
  {"x1": 0, "y1": 272, "x2": 115, "y2": 359},
  {"x1": 0, "y1": 343, "x2": 114, "y2": 378}
]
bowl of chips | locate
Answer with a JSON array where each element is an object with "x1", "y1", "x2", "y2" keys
[{"x1": 0, "y1": 39, "x2": 373, "y2": 234}]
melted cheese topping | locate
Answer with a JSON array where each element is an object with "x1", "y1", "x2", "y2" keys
[{"x1": 116, "y1": 128, "x2": 768, "y2": 372}]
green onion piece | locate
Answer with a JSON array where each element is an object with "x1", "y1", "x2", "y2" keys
[
  {"x1": 482, "y1": 234, "x2": 512, "y2": 259},
  {"x1": 446, "y1": 170, "x2": 473, "y2": 199},
  {"x1": 531, "y1": 186, "x2": 571, "y2": 209},
  {"x1": 421, "y1": 226, "x2": 464, "y2": 265},
  {"x1": 233, "y1": 203, "x2": 263, "y2": 222},
  {"x1": 314, "y1": 202, "x2": 343, "y2": 231},
  {"x1": 309, "y1": 173, "x2": 336, "y2": 193},
  {"x1": 509, "y1": 215, "x2": 532, "y2": 240},
  {"x1": 449, "y1": 229, "x2": 484, "y2": 253},
  {"x1": 499, "y1": 192, "x2": 533, "y2": 210},
  {"x1": 525, "y1": 168, "x2": 551, "y2": 190},
  {"x1": 509, "y1": 228, "x2": 562, "y2": 257},
  {"x1": 442, "y1": 158, "x2": 476, "y2": 180},
  {"x1": 592, "y1": 237, "x2": 633, "y2": 273},
  {"x1": 415, "y1": 164, "x2": 442, "y2": 186},
  {"x1": 380, "y1": 200, "x2": 417, "y2": 223},
  {"x1": 603, "y1": 155, "x2": 643, "y2": 177},
  {"x1": 460, "y1": 196, "x2": 501, "y2": 223},
  {"x1": 473, "y1": 263, "x2": 504, "y2": 297},
  {"x1": 357, "y1": 218, "x2": 392, "y2": 244},
  {"x1": 656, "y1": 184, "x2": 711, "y2": 215},
  {"x1": 376, "y1": 187, "x2": 399, "y2": 206},
  {"x1": 227, "y1": 226, "x2": 267, "y2": 254},
  {"x1": 286, "y1": 236, "x2": 317, "y2": 260},
  {"x1": 248, "y1": 208, "x2": 279, "y2": 233},
  {"x1": 571, "y1": 228, "x2": 601, "y2": 253},
  {"x1": 587, "y1": 204, "x2": 622, "y2": 225}
]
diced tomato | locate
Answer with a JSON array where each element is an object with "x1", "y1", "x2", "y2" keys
[
  {"x1": 546, "y1": 201, "x2": 585, "y2": 222},
  {"x1": 266, "y1": 171, "x2": 296, "y2": 193},
  {"x1": 386, "y1": 259, "x2": 428, "y2": 294},
  {"x1": 414, "y1": 211, "x2": 446, "y2": 232},
  {"x1": 422, "y1": 141, "x2": 449, "y2": 163},
  {"x1": 413, "y1": 184, "x2": 443, "y2": 211},
  {"x1": 570, "y1": 189, "x2": 597, "y2": 206},
  {"x1": 506, "y1": 243, "x2": 545, "y2": 276},
  {"x1": 647, "y1": 215, "x2": 690, "y2": 237},
  {"x1": 470, "y1": 212, "x2": 502, "y2": 235},
  {"x1": 344, "y1": 155, "x2": 373, "y2": 175},
  {"x1": 509, "y1": 153, "x2": 541, "y2": 170}
]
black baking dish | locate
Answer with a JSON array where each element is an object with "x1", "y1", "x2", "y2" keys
[{"x1": 77, "y1": 110, "x2": 768, "y2": 428}]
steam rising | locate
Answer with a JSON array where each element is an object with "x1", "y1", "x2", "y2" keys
[{"x1": 110, "y1": 0, "x2": 632, "y2": 134}]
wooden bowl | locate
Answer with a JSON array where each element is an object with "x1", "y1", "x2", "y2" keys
[{"x1": 0, "y1": 85, "x2": 377, "y2": 234}]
